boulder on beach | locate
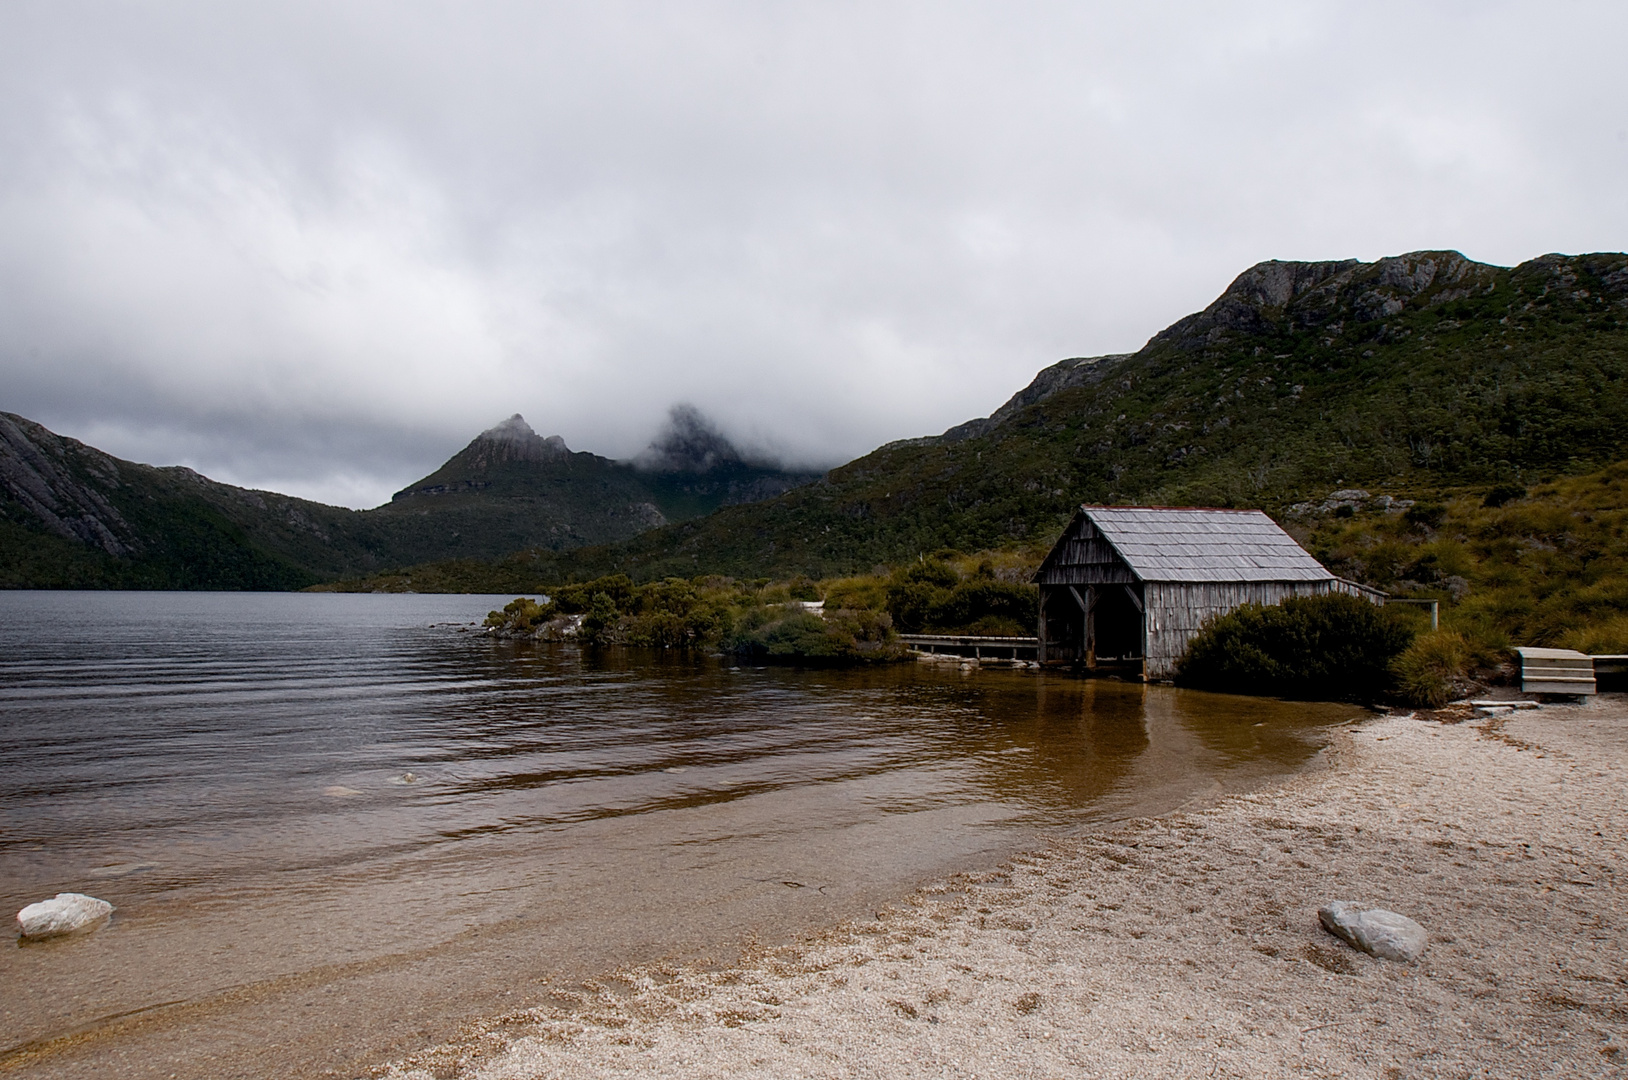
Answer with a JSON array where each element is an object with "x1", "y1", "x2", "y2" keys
[
  {"x1": 15, "y1": 893, "x2": 115, "y2": 940},
  {"x1": 1318, "y1": 900, "x2": 1427, "y2": 962}
]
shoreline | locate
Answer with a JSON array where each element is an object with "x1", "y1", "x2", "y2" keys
[{"x1": 381, "y1": 698, "x2": 1628, "y2": 1080}]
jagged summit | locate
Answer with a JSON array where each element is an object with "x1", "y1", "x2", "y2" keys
[
  {"x1": 635, "y1": 405, "x2": 745, "y2": 473},
  {"x1": 481, "y1": 413, "x2": 538, "y2": 442},
  {"x1": 390, "y1": 414, "x2": 569, "y2": 500},
  {"x1": 469, "y1": 414, "x2": 569, "y2": 462},
  {"x1": 629, "y1": 404, "x2": 822, "y2": 513},
  {"x1": 1149, "y1": 250, "x2": 1491, "y2": 352}
]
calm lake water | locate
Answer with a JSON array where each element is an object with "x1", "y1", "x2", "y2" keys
[{"x1": 0, "y1": 591, "x2": 1361, "y2": 1079}]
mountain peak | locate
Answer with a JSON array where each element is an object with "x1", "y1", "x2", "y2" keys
[
  {"x1": 636, "y1": 404, "x2": 744, "y2": 473},
  {"x1": 465, "y1": 414, "x2": 569, "y2": 461},
  {"x1": 481, "y1": 413, "x2": 536, "y2": 441}
]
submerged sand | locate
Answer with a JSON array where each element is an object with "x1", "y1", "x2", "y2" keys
[{"x1": 380, "y1": 697, "x2": 1628, "y2": 1080}]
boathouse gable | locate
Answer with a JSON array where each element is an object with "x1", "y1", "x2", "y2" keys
[{"x1": 1035, "y1": 506, "x2": 1372, "y2": 680}]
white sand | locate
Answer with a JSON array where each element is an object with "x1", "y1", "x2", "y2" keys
[{"x1": 382, "y1": 699, "x2": 1628, "y2": 1080}]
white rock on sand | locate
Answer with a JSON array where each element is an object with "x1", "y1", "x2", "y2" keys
[
  {"x1": 1318, "y1": 900, "x2": 1428, "y2": 961},
  {"x1": 384, "y1": 699, "x2": 1628, "y2": 1080},
  {"x1": 15, "y1": 893, "x2": 114, "y2": 940}
]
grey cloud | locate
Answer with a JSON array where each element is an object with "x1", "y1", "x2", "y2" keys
[{"x1": 1, "y1": 2, "x2": 1626, "y2": 506}]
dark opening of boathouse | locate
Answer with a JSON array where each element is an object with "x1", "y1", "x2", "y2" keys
[{"x1": 1033, "y1": 505, "x2": 1380, "y2": 681}]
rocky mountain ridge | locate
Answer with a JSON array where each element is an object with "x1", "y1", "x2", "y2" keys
[{"x1": 456, "y1": 248, "x2": 1628, "y2": 585}]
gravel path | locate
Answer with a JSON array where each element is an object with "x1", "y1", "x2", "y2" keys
[{"x1": 381, "y1": 698, "x2": 1628, "y2": 1080}]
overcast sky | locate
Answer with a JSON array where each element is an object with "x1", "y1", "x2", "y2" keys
[{"x1": 2, "y1": 2, "x2": 1625, "y2": 507}]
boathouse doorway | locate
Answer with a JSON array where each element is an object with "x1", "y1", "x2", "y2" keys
[{"x1": 1091, "y1": 585, "x2": 1144, "y2": 664}]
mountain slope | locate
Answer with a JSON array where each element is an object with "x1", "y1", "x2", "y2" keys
[
  {"x1": 369, "y1": 415, "x2": 671, "y2": 564},
  {"x1": 368, "y1": 412, "x2": 821, "y2": 565},
  {"x1": 0, "y1": 410, "x2": 822, "y2": 588},
  {"x1": 0, "y1": 412, "x2": 386, "y2": 588},
  {"x1": 494, "y1": 249, "x2": 1628, "y2": 583}
]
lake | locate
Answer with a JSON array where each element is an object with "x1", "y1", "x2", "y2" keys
[{"x1": 0, "y1": 591, "x2": 1361, "y2": 1079}]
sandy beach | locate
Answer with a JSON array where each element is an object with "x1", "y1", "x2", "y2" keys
[{"x1": 380, "y1": 697, "x2": 1628, "y2": 1080}]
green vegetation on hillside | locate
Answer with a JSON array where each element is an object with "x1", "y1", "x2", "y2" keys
[
  {"x1": 1299, "y1": 462, "x2": 1628, "y2": 656},
  {"x1": 465, "y1": 460, "x2": 1628, "y2": 692},
  {"x1": 1170, "y1": 458, "x2": 1628, "y2": 703},
  {"x1": 459, "y1": 251, "x2": 1628, "y2": 584}
]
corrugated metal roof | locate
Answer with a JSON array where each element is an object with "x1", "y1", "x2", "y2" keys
[{"x1": 1082, "y1": 506, "x2": 1334, "y2": 583}]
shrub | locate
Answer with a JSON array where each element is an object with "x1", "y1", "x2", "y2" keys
[
  {"x1": 552, "y1": 574, "x2": 635, "y2": 614},
  {"x1": 484, "y1": 596, "x2": 553, "y2": 634},
  {"x1": 925, "y1": 579, "x2": 1037, "y2": 633},
  {"x1": 725, "y1": 606, "x2": 902, "y2": 662},
  {"x1": 896, "y1": 560, "x2": 960, "y2": 589},
  {"x1": 1391, "y1": 631, "x2": 1471, "y2": 707},
  {"x1": 884, "y1": 560, "x2": 1038, "y2": 634},
  {"x1": 1174, "y1": 593, "x2": 1414, "y2": 701},
  {"x1": 886, "y1": 562, "x2": 958, "y2": 632},
  {"x1": 577, "y1": 591, "x2": 620, "y2": 646},
  {"x1": 786, "y1": 575, "x2": 821, "y2": 601},
  {"x1": 1403, "y1": 503, "x2": 1447, "y2": 531},
  {"x1": 822, "y1": 576, "x2": 888, "y2": 611}
]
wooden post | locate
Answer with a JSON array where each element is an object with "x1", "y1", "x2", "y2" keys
[
  {"x1": 1069, "y1": 585, "x2": 1095, "y2": 666},
  {"x1": 1124, "y1": 584, "x2": 1145, "y2": 667},
  {"x1": 1037, "y1": 588, "x2": 1048, "y2": 662}
]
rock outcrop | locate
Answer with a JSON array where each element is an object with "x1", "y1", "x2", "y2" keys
[
  {"x1": 937, "y1": 354, "x2": 1132, "y2": 444},
  {"x1": 0, "y1": 413, "x2": 138, "y2": 556}
]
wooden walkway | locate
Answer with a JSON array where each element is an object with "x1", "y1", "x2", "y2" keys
[{"x1": 897, "y1": 634, "x2": 1039, "y2": 661}]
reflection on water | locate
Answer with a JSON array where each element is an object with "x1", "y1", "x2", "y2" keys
[{"x1": 0, "y1": 591, "x2": 1358, "y2": 1080}]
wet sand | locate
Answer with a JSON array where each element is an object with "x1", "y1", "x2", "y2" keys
[{"x1": 381, "y1": 698, "x2": 1628, "y2": 1080}]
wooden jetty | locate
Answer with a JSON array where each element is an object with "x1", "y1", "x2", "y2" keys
[{"x1": 898, "y1": 633, "x2": 1039, "y2": 662}]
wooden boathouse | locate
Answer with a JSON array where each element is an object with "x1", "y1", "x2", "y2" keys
[{"x1": 1034, "y1": 506, "x2": 1380, "y2": 681}]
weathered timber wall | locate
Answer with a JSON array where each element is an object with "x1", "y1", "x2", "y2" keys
[{"x1": 1034, "y1": 518, "x2": 1136, "y2": 586}]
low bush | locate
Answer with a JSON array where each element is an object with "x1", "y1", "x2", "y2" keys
[
  {"x1": 1404, "y1": 503, "x2": 1447, "y2": 531},
  {"x1": 1174, "y1": 593, "x2": 1414, "y2": 701},
  {"x1": 1391, "y1": 631, "x2": 1471, "y2": 707},
  {"x1": 577, "y1": 591, "x2": 620, "y2": 646},
  {"x1": 821, "y1": 575, "x2": 888, "y2": 612},
  {"x1": 484, "y1": 596, "x2": 551, "y2": 634},
  {"x1": 725, "y1": 606, "x2": 903, "y2": 662},
  {"x1": 884, "y1": 559, "x2": 1038, "y2": 634},
  {"x1": 926, "y1": 579, "x2": 1037, "y2": 634},
  {"x1": 550, "y1": 574, "x2": 636, "y2": 613}
]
